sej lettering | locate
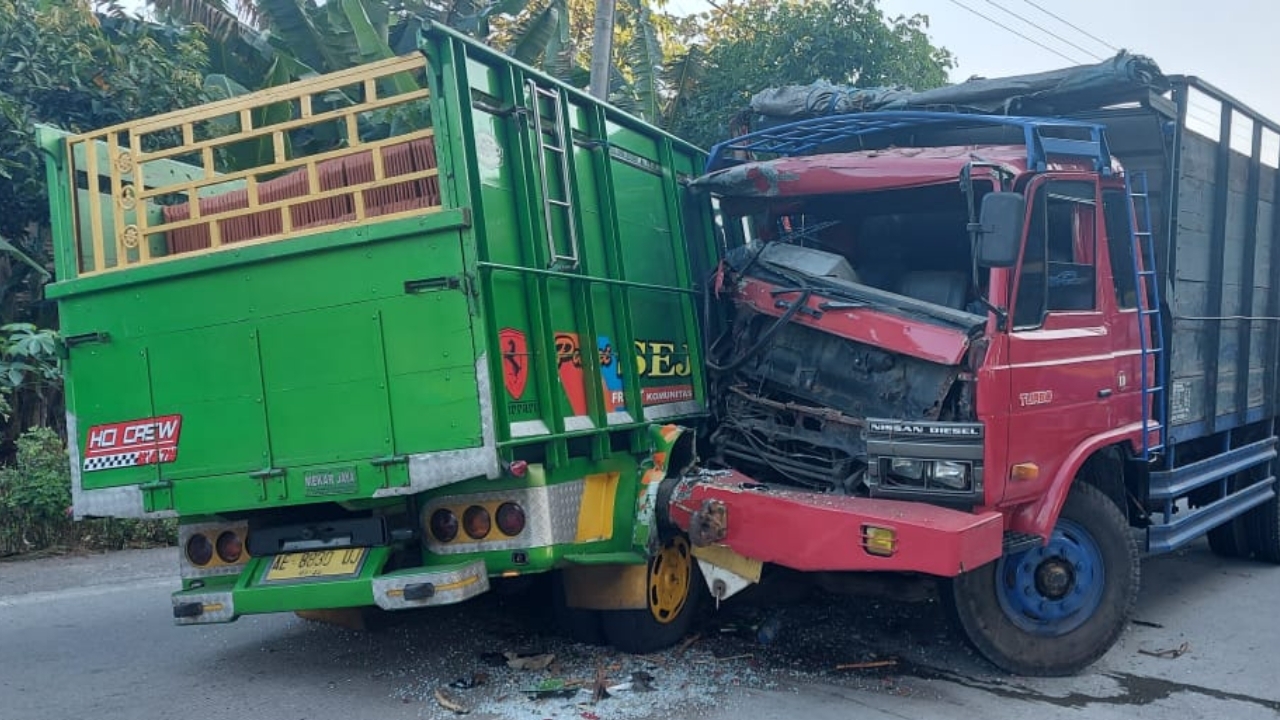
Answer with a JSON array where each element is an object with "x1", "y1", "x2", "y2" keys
[{"x1": 634, "y1": 341, "x2": 691, "y2": 378}]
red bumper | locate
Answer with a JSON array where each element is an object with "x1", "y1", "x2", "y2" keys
[{"x1": 668, "y1": 470, "x2": 1004, "y2": 577}]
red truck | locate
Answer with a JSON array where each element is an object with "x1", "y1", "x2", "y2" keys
[{"x1": 660, "y1": 69, "x2": 1280, "y2": 676}]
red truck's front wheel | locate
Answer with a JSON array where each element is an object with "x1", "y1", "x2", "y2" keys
[{"x1": 944, "y1": 482, "x2": 1139, "y2": 676}]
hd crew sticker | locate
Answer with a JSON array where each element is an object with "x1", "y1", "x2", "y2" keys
[{"x1": 82, "y1": 415, "x2": 183, "y2": 472}]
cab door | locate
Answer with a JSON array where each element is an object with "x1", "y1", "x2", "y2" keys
[{"x1": 1000, "y1": 176, "x2": 1118, "y2": 505}]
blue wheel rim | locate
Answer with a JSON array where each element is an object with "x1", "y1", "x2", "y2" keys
[{"x1": 995, "y1": 518, "x2": 1106, "y2": 636}]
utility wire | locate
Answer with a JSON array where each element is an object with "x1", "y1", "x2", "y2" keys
[
  {"x1": 980, "y1": 0, "x2": 1104, "y2": 61},
  {"x1": 1017, "y1": 0, "x2": 1120, "y2": 53},
  {"x1": 944, "y1": 0, "x2": 1084, "y2": 65},
  {"x1": 702, "y1": 0, "x2": 749, "y2": 29}
]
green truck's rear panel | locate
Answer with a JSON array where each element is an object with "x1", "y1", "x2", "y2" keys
[{"x1": 44, "y1": 24, "x2": 713, "y2": 522}]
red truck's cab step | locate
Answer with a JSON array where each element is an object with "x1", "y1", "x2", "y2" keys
[{"x1": 667, "y1": 469, "x2": 1004, "y2": 578}]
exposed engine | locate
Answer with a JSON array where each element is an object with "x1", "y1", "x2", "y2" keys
[{"x1": 706, "y1": 245, "x2": 981, "y2": 496}]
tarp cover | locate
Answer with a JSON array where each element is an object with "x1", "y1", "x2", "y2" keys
[{"x1": 746, "y1": 51, "x2": 1168, "y2": 129}]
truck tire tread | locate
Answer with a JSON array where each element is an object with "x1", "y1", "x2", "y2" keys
[
  {"x1": 1245, "y1": 484, "x2": 1280, "y2": 563},
  {"x1": 944, "y1": 482, "x2": 1139, "y2": 676}
]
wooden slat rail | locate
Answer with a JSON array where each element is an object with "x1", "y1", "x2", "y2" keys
[{"x1": 63, "y1": 53, "x2": 439, "y2": 276}]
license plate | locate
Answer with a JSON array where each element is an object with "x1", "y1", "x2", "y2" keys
[{"x1": 262, "y1": 548, "x2": 367, "y2": 582}]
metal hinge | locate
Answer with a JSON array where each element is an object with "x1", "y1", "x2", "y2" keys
[
  {"x1": 404, "y1": 275, "x2": 463, "y2": 294},
  {"x1": 370, "y1": 454, "x2": 408, "y2": 468}
]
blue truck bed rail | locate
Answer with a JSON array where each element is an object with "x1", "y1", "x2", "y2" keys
[{"x1": 704, "y1": 111, "x2": 1112, "y2": 176}]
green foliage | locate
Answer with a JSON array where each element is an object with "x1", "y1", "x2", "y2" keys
[
  {"x1": 666, "y1": 0, "x2": 953, "y2": 148},
  {"x1": 0, "y1": 427, "x2": 176, "y2": 556},
  {"x1": 0, "y1": 428, "x2": 69, "y2": 535},
  {"x1": 0, "y1": 323, "x2": 60, "y2": 420},
  {"x1": 619, "y1": 0, "x2": 662, "y2": 121},
  {"x1": 0, "y1": 0, "x2": 209, "y2": 245},
  {"x1": 0, "y1": 1, "x2": 208, "y2": 445}
]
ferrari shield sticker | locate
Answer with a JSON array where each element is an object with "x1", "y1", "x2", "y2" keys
[{"x1": 499, "y1": 327, "x2": 530, "y2": 400}]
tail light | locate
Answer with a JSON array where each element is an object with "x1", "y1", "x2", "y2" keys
[
  {"x1": 462, "y1": 505, "x2": 491, "y2": 540},
  {"x1": 495, "y1": 502, "x2": 526, "y2": 537},
  {"x1": 430, "y1": 509, "x2": 459, "y2": 542},
  {"x1": 186, "y1": 534, "x2": 214, "y2": 566},
  {"x1": 215, "y1": 531, "x2": 243, "y2": 563}
]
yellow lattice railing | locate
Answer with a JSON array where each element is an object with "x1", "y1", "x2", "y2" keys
[{"x1": 65, "y1": 53, "x2": 442, "y2": 276}]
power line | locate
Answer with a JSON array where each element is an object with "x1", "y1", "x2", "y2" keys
[
  {"x1": 943, "y1": 0, "x2": 1085, "y2": 65},
  {"x1": 1017, "y1": 0, "x2": 1120, "y2": 53},
  {"x1": 980, "y1": 0, "x2": 1103, "y2": 61},
  {"x1": 702, "y1": 0, "x2": 749, "y2": 29}
]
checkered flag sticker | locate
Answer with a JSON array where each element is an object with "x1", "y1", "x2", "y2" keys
[{"x1": 83, "y1": 452, "x2": 142, "y2": 472}]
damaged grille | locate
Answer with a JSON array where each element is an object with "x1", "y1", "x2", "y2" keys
[{"x1": 708, "y1": 290, "x2": 967, "y2": 495}]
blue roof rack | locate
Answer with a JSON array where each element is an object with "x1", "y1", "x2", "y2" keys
[{"x1": 704, "y1": 110, "x2": 1112, "y2": 176}]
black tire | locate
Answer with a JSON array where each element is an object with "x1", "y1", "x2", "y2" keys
[
  {"x1": 600, "y1": 535, "x2": 702, "y2": 654},
  {"x1": 551, "y1": 572, "x2": 606, "y2": 645},
  {"x1": 944, "y1": 482, "x2": 1139, "y2": 676},
  {"x1": 1208, "y1": 516, "x2": 1250, "y2": 558},
  {"x1": 1245, "y1": 483, "x2": 1280, "y2": 563}
]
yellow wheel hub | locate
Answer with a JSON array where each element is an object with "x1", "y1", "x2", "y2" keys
[{"x1": 648, "y1": 536, "x2": 692, "y2": 624}]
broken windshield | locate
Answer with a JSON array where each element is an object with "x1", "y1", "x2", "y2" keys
[{"x1": 720, "y1": 180, "x2": 993, "y2": 326}]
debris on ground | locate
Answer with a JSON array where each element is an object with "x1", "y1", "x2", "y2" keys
[
  {"x1": 607, "y1": 671, "x2": 657, "y2": 694},
  {"x1": 522, "y1": 678, "x2": 581, "y2": 699},
  {"x1": 434, "y1": 687, "x2": 471, "y2": 714},
  {"x1": 504, "y1": 651, "x2": 556, "y2": 670},
  {"x1": 590, "y1": 660, "x2": 610, "y2": 703},
  {"x1": 756, "y1": 614, "x2": 783, "y2": 645},
  {"x1": 695, "y1": 653, "x2": 753, "y2": 664},
  {"x1": 449, "y1": 672, "x2": 489, "y2": 689},
  {"x1": 835, "y1": 660, "x2": 898, "y2": 671},
  {"x1": 384, "y1": 582, "x2": 978, "y2": 719},
  {"x1": 675, "y1": 633, "x2": 702, "y2": 656},
  {"x1": 1138, "y1": 642, "x2": 1191, "y2": 659}
]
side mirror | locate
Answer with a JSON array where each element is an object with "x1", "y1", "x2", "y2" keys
[{"x1": 973, "y1": 192, "x2": 1025, "y2": 268}]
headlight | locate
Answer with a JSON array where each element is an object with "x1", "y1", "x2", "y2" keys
[
  {"x1": 890, "y1": 458, "x2": 926, "y2": 480},
  {"x1": 931, "y1": 461, "x2": 969, "y2": 490}
]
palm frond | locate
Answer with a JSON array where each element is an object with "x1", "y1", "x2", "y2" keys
[
  {"x1": 542, "y1": 0, "x2": 575, "y2": 83},
  {"x1": 147, "y1": 0, "x2": 245, "y2": 40},
  {"x1": 256, "y1": 0, "x2": 333, "y2": 71},
  {"x1": 659, "y1": 44, "x2": 704, "y2": 129},
  {"x1": 508, "y1": 2, "x2": 560, "y2": 65},
  {"x1": 622, "y1": 0, "x2": 661, "y2": 121}
]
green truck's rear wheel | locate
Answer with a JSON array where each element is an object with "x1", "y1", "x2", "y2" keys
[{"x1": 601, "y1": 535, "x2": 702, "y2": 653}]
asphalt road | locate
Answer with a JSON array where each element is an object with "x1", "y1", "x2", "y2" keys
[{"x1": 1, "y1": 541, "x2": 1278, "y2": 720}]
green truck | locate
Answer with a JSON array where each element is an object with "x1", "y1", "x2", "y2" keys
[{"x1": 40, "y1": 23, "x2": 716, "y2": 650}]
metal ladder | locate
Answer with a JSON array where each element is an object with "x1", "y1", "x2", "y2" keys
[
  {"x1": 1127, "y1": 171, "x2": 1166, "y2": 459},
  {"x1": 527, "y1": 80, "x2": 580, "y2": 269}
]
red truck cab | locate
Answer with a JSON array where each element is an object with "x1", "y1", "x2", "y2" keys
[{"x1": 667, "y1": 105, "x2": 1280, "y2": 676}]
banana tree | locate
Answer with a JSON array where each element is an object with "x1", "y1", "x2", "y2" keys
[{"x1": 149, "y1": 0, "x2": 697, "y2": 148}]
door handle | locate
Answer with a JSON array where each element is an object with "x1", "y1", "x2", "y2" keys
[{"x1": 1097, "y1": 388, "x2": 1113, "y2": 398}]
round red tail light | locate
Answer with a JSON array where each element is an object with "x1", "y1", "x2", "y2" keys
[
  {"x1": 186, "y1": 533, "x2": 214, "y2": 566},
  {"x1": 215, "y1": 531, "x2": 243, "y2": 563},
  {"x1": 495, "y1": 502, "x2": 526, "y2": 537},
  {"x1": 462, "y1": 505, "x2": 491, "y2": 540},
  {"x1": 430, "y1": 509, "x2": 459, "y2": 542}
]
